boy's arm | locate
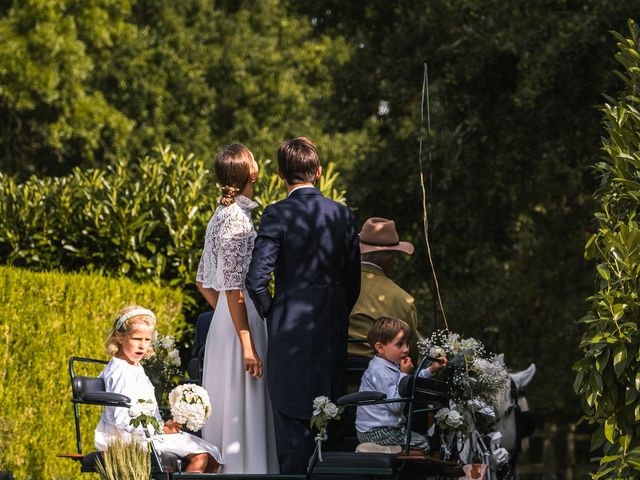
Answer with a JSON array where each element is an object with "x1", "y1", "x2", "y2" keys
[
  {"x1": 417, "y1": 357, "x2": 447, "y2": 378},
  {"x1": 246, "y1": 205, "x2": 281, "y2": 319}
]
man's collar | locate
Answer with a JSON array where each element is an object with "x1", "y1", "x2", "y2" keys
[
  {"x1": 287, "y1": 185, "x2": 317, "y2": 197},
  {"x1": 361, "y1": 262, "x2": 386, "y2": 276}
]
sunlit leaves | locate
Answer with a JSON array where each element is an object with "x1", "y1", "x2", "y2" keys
[{"x1": 575, "y1": 19, "x2": 640, "y2": 478}]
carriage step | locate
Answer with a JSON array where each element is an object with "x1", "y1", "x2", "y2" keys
[{"x1": 56, "y1": 453, "x2": 84, "y2": 461}]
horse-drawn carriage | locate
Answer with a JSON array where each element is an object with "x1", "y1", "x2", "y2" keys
[{"x1": 61, "y1": 350, "x2": 535, "y2": 480}]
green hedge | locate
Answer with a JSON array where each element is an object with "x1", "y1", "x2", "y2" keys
[
  {"x1": 0, "y1": 145, "x2": 346, "y2": 318},
  {"x1": 0, "y1": 265, "x2": 184, "y2": 480}
]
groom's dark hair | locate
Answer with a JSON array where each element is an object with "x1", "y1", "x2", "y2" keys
[{"x1": 277, "y1": 137, "x2": 320, "y2": 185}]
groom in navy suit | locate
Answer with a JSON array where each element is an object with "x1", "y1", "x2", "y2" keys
[{"x1": 246, "y1": 137, "x2": 361, "y2": 474}]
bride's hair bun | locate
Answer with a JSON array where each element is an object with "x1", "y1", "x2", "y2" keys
[
  {"x1": 220, "y1": 185, "x2": 240, "y2": 206},
  {"x1": 214, "y1": 144, "x2": 254, "y2": 206}
]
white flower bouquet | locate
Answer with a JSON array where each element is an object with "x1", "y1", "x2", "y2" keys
[
  {"x1": 142, "y1": 334, "x2": 183, "y2": 406},
  {"x1": 310, "y1": 396, "x2": 344, "y2": 461},
  {"x1": 128, "y1": 398, "x2": 161, "y2": 436},
  {"x1": 168, "y1": 383, "x2": 211, "y2": 432},
  {"x1": 418, "y1": 330, "x2": 509, "y2": 409}
]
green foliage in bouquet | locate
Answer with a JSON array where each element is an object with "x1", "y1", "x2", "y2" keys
[
  {"x1": 143, "y1": 335, "x2": 183, "y2": 407},
  {"x1": 574, "y1": 19, "x2": 640, "y2": 479},
  {"x1": 0, "y1": 265, "x2": 183, "y2": 480},
  {"x1": 97, "y1": 438, "x2": 151, "y2": 480}
]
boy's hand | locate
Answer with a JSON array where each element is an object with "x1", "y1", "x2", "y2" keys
[
  {"x1": 429, "y1": 356, "x2": 448, "y2": 373},
  {"x1": 400, "y1": 356, "x2": 414, "y2": 374}
]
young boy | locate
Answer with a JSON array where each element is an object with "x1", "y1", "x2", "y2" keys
[{"x1": 355, "y1": 316, "x2": 447, "y2": 452}]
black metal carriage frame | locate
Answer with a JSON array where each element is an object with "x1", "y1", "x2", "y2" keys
[{"x1": 62, "y1": 355, "x2": 462, "y2": 479}]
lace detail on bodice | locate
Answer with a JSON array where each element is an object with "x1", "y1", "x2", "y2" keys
[{"x1": 197, "y1": 195, "x2": 258, "y2": 291}]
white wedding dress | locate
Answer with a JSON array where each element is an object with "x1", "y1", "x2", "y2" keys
[{"x1": 197, "y1": 195, "x2": 279, "y2": 474}]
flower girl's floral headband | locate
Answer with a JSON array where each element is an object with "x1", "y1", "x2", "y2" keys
[{"x1": 115, "y1": 308, "x2": 156, "y2": 332}]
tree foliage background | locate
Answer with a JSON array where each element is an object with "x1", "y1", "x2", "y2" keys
[{"x1": 2, "y1": 0, "x2": 640, "y2": 429}]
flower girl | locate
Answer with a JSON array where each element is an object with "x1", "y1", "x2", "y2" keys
[{"x1": 94, "y1": 305, "x2": 223, "y2": 473}]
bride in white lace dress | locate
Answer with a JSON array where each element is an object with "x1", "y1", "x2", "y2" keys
[{"x1": 196, "y1": 144, "x2": 279, "y2": 474}]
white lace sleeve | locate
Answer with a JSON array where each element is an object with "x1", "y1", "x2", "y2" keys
[
  {"x1": 197, "y1": 202, "x2": 256, "y2": 291},
  {"x1": 196, "y1": 250, "x2": 205, "y2": 283},
  {"x1": 217, "y1": 214, "x2": 253, "y2": 290}
]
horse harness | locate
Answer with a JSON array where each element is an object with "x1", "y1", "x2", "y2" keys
[{"x1": 505, "y1": 378, "x2": 535, "y2": 443}]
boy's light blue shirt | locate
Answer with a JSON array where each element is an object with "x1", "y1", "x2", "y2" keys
[{"x1": 355, "y1": 355, "x2": 432, "y2": 433}]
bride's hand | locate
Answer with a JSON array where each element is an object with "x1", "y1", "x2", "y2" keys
[
  {"x1": 243, "y1": 346, "x2": 263, "y2": 378},
  {"x1": 239, "y1": 331, "x2": 263, "y2": 378}
]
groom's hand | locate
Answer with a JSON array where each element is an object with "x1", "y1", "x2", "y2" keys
[{"x1": 253, "y1": 290, "x2": 272, "y2": 320}]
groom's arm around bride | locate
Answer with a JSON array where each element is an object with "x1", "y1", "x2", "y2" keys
[{"x1": 246, "y1": 137, "x2": 360, "y2": 474}]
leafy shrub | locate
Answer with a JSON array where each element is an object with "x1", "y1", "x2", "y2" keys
[
  {"x1": 575, "y1": 20, "x2": 640, "y2": 478},
  {"x1": 0, "y1": 265, "x2": 183, "y2": 480},
  {"x1": 0, "y1": 145, "x2": 346, "y2": 317}
]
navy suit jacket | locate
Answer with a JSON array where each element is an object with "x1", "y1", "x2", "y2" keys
[{"x1": 246, "y1": 188, "x2": 361, "y2": 418}]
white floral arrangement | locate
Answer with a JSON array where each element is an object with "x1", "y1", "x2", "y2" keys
[
  {"x1": 310, "y1": 396, "x2": 344, "y2": 461},
  {"x1": 128, "y1": 398, "x2": 161, "y2": 436},
  {"x1": 418, "y1": 330, "x2": 509, "y2": 408},
  {"x1": 168, "y1": 383, "x2": 211, "y2": 432},
  {"x1": 142, "y1": 334, "x2": 183, "y2": 405},
  {"x1": 434, "y1": 407, "x2": 464, "y2": 432}
]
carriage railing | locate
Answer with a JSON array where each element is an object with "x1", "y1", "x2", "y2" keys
[
  {"x1": 321, "y1": 355, "x2": 452, "y2": 456},
  {"x1": 403, "y1": 355, "x2": 452, "y2": 455},
  {"x1": 68, "y1": 356, "x2": 166, "y2": 475},
  {"x1": 69, "y1": 356, "x2": 111, "y2": 455}
]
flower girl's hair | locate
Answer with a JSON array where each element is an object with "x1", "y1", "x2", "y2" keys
[
  {"x1": 215, "y1": 144, "x2": 254, "y2": 206},
  {"x1": 105, "y1": 305, "x2": 157, "y2": 359}
]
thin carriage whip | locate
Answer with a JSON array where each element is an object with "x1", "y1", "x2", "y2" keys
[{"x1": 418, "y1": 62, "x2": 449, "y2": 330}]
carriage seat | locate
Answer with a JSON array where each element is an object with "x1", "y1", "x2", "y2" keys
[
  {"x1": 79, "y1": 450, "x2": 184, "y2": 474},
  {"x1": 311, "y1": 390, "x2": 396, "y2": 476},
  {"x1": 66, "y1": 358, "x2": 183, "y2": 474}
]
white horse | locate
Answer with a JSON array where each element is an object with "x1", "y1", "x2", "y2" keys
[
  {"x1": 457, "y1": 362, "x2": 536, "y2": 480},
  {"x1": 494, "y1": 363, "x2": 536, "y2": 457}
]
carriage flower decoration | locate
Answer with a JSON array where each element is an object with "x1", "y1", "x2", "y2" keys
[
  {"x1": 419, "y1": 330, "x2": 510, "y2": 438},
  {"x1": 310, "y1": 396, "x2": 344, "y2": 461},
  {"x1": 169, "y1": 384, "x2": 212, "y2": 432},
  {"x1": 142, "y1": 334, "x2": 183, "y2": 405},
  {"x1": 128, "y1": 398, "x2": 161, "y2": 437}
]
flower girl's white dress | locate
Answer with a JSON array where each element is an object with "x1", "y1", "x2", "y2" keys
[
  {"x1": 94, "y1": 356, "x2": 223, "y2": 464},
  {"x1": 197, "y1": 194, "x2": 279, "y2": 474}
]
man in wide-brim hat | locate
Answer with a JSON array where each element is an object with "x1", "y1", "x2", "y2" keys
[{"x1": 348, "y1": 217, "x2": 423, "y2": 364}]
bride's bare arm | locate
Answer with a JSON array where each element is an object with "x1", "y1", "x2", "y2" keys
[
  {"x1": 196, "y1": 281, "x2": 219, "y2": 309},
  {"x1": 225, "y1": 289, "x2": 263, "y2": 378}
]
